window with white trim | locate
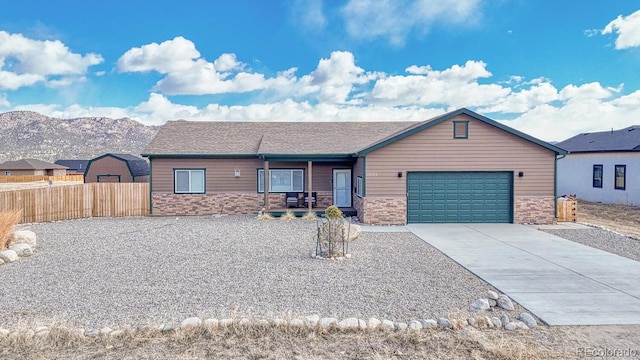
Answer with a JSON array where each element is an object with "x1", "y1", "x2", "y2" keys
[
  {"x1": 258, "y1": 169, "x2": 304, "y2": 193},
  {"x1": 355, "y1": 176, "x2": 363, "y2": 197},
  {"x1": 174, "y1": 169, "x2": 205, "y2": 194}
]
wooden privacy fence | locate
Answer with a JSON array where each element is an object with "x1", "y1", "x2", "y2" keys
[
  {"x1": 0, "y1": 183, "x2": 149, "y2": 223},
  {"x1": 0, "y1": 174, "x2": 84, "y2": 183},
  {"x1": 557, "y1": 196, "x2": 577, "y2": 222}
]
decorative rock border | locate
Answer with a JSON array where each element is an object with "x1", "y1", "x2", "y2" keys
[
  {"x1": 469, "y1": 290, "x2": 538, "y2": 330},
  {"x1": 0, "y1": 292, "x2": 540, "y2": 339},
  {"x1": 0, "y1": 230, "x2": 36, "y2": 266}
]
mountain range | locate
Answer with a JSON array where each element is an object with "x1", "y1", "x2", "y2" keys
[{"x1": 0, "y1": 111, "x2": 159, "y2": 163}]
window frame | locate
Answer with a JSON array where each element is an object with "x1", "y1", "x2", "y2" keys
[
  {"x1": 257, "y1": 168, "x2": 304, "y2": 193},
  {"x1": 174, "y1": 168, "x2": 206, "y2": 194},
  {"x1": 4, "y1": 171, "x2": 10, "y2": 176},
  {"x1": 355, "y1": 176, "x2": 364, "y2": 198},
  {"x1": 592, "y1": 164, "x2": 603, "y2": 188},
  {"x1": 453, "y1": 120, "x2": 469, "y2": 139},
  {"x1": 614, "y1": 165, "x2": 626, "y2": 190}
]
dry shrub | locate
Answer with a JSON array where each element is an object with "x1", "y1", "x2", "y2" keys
[
  {"x1": 0, "y1": 322, "x2": 571, "y2": 360},
  {"x1": 257, "y1": 212, "x2": 274, "y2": 221},
  {"x1": 280, "y1": 210, "x2": 296, "y2": 221},
  {"x1": 301, "y1": 211, "x2": 317, "y2": 220},
  {"x1": 0, "y1": 210, "x2": 21, "y2": 249}
]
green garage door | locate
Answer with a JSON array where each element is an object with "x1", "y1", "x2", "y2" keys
[{"x1": 407, "y1": 172, "x2": 513, "y2": 223}]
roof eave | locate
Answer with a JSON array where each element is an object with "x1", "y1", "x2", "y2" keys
[{"x1": 141, "y1": 153, "x2": 258, "y2": 159}]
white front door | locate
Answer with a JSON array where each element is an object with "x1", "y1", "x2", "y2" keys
[{"x1": 333, "y1": 169, "x2": 352, "y2": 207}]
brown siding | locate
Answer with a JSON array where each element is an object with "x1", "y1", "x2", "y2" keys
[
  {"x1": 0, "y1": 169, "x2": 37, "y2": 176},
  {"x1": 366, "y1": 114, "x2": 556, "y2": 197},
  {"x1": 151, "y1": 158, "x2": 263, "y2": 192},
  {"x1": 151, "y1": 158, "x2": 352, "y2": 193},
  {"x1": 85, "y1": 157, "x2": 134, "y2": 183}
]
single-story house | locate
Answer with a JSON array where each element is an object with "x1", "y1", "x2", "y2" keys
[
  {"x1": 141, "y1": 108, "x2": 566, "y2": 225},
  {"x1": 84, "y1": 153, "x2": 150, "y2": 183},
  {"x1": 556, "y1": 125, "x2": 639, "y2": 205},
  {"x1": 0, "y1": 159, "x2": 67, "y2": 177},
  {"x1": 54, "y1": 160, "x2": 89, "y2": 175}
]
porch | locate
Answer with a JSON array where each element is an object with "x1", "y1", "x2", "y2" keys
[
  {"x1": 261, "y1": 157, "x2": 358, "y2": 216},
  {"x1": 269, "y1": 207, "x2": 358, "y2": 217}
]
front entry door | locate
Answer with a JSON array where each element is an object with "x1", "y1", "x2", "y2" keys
[{"x1": 333, "y1": 169, "x2": 352, "y2": 207}]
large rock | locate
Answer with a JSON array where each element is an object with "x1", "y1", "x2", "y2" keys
[
  {"x1": 381, "y1": 320, "x2": 395, "y2": 330},
  {"x1": 180, "y1": 317, "x2": 202, "y2": 329},
  {"x1": 437, "y1": 317, "x2": 452, "y2": 329},
  {"x1": 421, "y1": 319, "x2": 438, "y2": 329},
  {"x1": 471, "y1": 298, "x2": 490, "y2": 311},
  {"x1": 497, "y1": 295, "x2": 515, "y2": 311},
  {"x1": 517, "y1": 313, "x2": 537, "y2": 328},
  {"x1": 9, "y1": 243, "x2": 32, "y2": 257},
  {"x1": 320, "y1": 317, "x2": 337, "y2": 328},
  {"x1": 0, "y1": 250, "x2": 18, "y2": 263},
  {"x1": 9, "y1": 230, "x2": 37, "y2": 248},
  {"x1": 338, "y1": 317, "x2": 359, "y2": 329},
  {"x1": 305, "y1": 315, "x2": 320, "y2": 327},
  {"x1": 367, "y1": 318, "x2": 381, "y2": 329},
  {"x1": 487, "y1": 290, "x2": 499, "y2": 300},
  {"x1": 408, "y1": 320, "x2": 423, "y2": 330},
  {"x1": 343, "y1": 224, "x2": 361, "y2": 241}
]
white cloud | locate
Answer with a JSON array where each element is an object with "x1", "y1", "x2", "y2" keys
[
  {"x1": 118, "y1": 37, "x2": 297, "y2": 96},
  {"x1": 297, "y1": 51, "x2": 373, "y2": 103},
  {"x1": 0, "y1": 31, "x2": 103, "y2": 90},
  {"x1": 341, "y1": 0, "x2": 482, "y2": 46},
  {"x1": 602, "y1": 9, "x2": 640, "y2": 49},
  {"x1": 370, "y1": 60, "x2": 508, "y2": 107},
  {"x1": 292, "y1": 0, "x2": 327, "y2": 30},
  {"x1": 0, "y1": 93, "x2": 10, "y2": 107}
]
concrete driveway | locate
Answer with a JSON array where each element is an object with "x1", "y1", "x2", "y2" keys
[{"x1": 406, "y1": 223, "x2": 640, "y2": 326}]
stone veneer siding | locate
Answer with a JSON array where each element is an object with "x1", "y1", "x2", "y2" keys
[
  {"x1": 514, "y1": 196, "x2": 556, "y2": 224},
  {"x1": 361, "y1": 197, "x2": 407, "y2": 225},
  {"x1": 152, "y1": 193, "x2": 264, "y2": 216}
]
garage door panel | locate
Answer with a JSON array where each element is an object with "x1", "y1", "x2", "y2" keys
[{"x1": 407, "y1": 171, "x2": 513, "y2": 223}]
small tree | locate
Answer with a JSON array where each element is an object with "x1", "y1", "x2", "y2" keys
[{"x1": 315, "y1": 206, "x2": 348, "y2": 258}]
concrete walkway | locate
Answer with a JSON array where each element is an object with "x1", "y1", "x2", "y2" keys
[{"x1": 406, "y1": 223, "x2": 640, "y2": 326}]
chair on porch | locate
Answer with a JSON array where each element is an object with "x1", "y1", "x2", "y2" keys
[
  {"x1": 302, "y1": 192, "x2": 317, "y2": 208},
  {"x1": 286, "y1": 192, "x2": 300, "y2": 208}
]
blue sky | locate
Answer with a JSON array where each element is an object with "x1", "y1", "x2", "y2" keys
[{"x1": 1, "y1": 0, "x2": 640, "y2": 141}]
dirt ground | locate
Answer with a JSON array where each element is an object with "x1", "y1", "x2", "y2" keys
[
  {"x1": 577, "y1": 200, "x2": 640, "y2": 239},
  {"x1": 2, "y1": 199, "x2": 639, "y2": 359},
  {"x1": 0, "y1": 181, "x2": 84, "y2": 192}
]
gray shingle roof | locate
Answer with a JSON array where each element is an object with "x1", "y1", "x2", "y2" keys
[
  {"x1": 55, "y1": 160, "x2": 89, "y2": 171},
  {"x1": 0, "y1": 159, "x2": 67, "y2": 170},
  {"x1": 142, "y1": 121, "x2": 417, "y2": 156},
  {"x1": 556, "y1": 125, "x2": 640, "y2": 152},
  {"x1": 141, "y1": 108, "x2": 565, "y2": 158}
]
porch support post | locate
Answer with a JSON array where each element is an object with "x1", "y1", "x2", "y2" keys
[
  {"x1": 307, "y1": 161, "x2": 313, "y2": 211},
  {"x1": 264, "y1": 160, "x2": 270, "y2": 211}
]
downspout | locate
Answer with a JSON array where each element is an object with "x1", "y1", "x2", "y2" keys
[
  {"x1": 554, "y1": 153, "x2": 567, "y2": 220},
  {"x1": 148, "y1": 158, "x2": 153, "y2": 215}
]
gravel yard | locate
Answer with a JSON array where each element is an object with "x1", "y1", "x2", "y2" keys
[
  {"x1": 1, "y1": 216, "x2": 509, "y2": 329},
  {"x1": 541, "y1": 228, "x2": 640, "y2": 262}
]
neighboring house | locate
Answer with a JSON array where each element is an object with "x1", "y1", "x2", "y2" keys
[
  {"x1": 141, "y1": 108, "x2": 566, "y2": 225},
  {"x1": 84, "y1": 153, "x2": 150, "y2": 183},
  {"x1": 54, "y1": 160, "x2": 89, "y2": 175},
  {"x1": 0, "y1": 159, "x2": 67, "y2": 177},
  {"x1": 556, "y1": 125, "x2": 640, "y2": 206}
]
